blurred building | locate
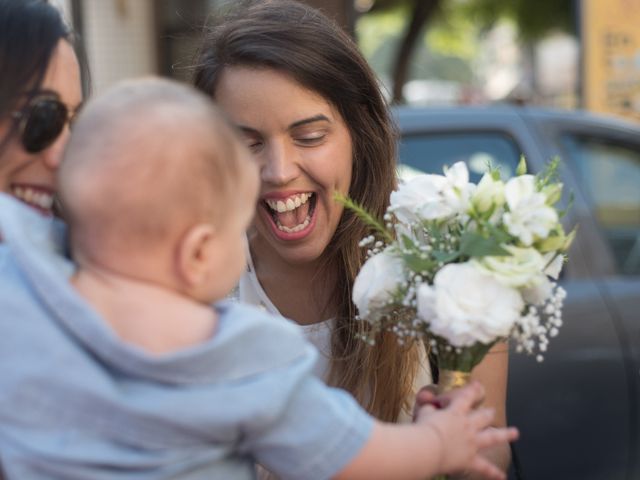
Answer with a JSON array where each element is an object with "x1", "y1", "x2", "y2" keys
[
  {"x1": 581, "y1": 0, "x2": 640, "y2": 122},
  {"x1": 52, "y1": 0, "x2": 353, "y2": 94},
  {"x1": 52, "y1": 0, "x2": 639, "y2": 123},
  {"x1": 54, "y1": 0, "x2": 211, "y2": 93}
]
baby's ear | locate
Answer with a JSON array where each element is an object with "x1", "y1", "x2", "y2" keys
[{"x1": 176, "y1": 223, "x2": 217, "y2": 289}]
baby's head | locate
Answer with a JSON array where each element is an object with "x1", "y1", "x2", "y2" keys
[{"x1": 59, "y1": 77, "x2": 258, "y2": 303}]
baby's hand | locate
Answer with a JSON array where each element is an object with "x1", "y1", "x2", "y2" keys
[
  {"x1": 415, "y1": 382, "x2": 518, "y2": 480},
  {"x1": 412, "y1": 383, "x2": 485, "y2": 421}
]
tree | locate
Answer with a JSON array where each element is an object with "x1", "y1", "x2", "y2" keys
[
  {"x1": 367, "y1": 0, "x2": 574, "y2": 103},
  {"x1": 385, "y1": 0, "x2": 442, "y2": 104}
]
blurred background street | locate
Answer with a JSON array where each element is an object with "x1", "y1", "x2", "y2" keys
[{"x1": 49, "y1": 0, "x2": 640, "y2": 123}]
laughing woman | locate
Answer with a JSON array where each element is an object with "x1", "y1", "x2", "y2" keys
[
  {"x1": 193, "y1": 0, "x2": 510, "y2": 476},
  {"x1": 0, "y1": 0, "x2": 83, "y2": 220}
]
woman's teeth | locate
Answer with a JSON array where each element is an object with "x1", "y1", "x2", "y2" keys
[
  {"x1": 276, "y1": 215, "x2": 311, "y2": 233},
  {"x1": 265, "y1": 192, "x2": 312, "y2": 213},
  {"x1": 11, "y1": 186, "x2": 54, "y2": 210}
]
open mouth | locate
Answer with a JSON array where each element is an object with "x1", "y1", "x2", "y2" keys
[
  {"x1": 262, "y1": 192, "x2": 317, "y2": 236},
  {"x1": 10, "y1": 185, "x2": 55, "y2": 214}
]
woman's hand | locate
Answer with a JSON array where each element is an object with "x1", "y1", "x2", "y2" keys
[
  {"x1": 412, "y1": 342, "x2": 511, "y2": 478},
  {"x1": 413, "y1": 384, "x2": 486, "y2": 420}
]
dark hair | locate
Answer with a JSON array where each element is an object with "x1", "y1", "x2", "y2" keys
[
  {"x1": 193, "y1": 0, "x2": 420, "y2": 422},
  {"x1": 0, "y1": 0, "x2": 81, "y2": 152}
]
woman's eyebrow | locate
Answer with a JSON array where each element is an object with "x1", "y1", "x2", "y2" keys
[
  {"x1": 289, "y1": 114, "x2": 330, "y2": 129},
  {"x1": 235, "y1": 114, "x2": 331, "y2": 135},
  {"x1": 237, "y1": 125, "x2": 260, "y2": 136}
]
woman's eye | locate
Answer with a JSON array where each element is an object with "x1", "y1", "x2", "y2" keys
[
  {"x1": 296, "y1": 134, "x2": 325, "y2": 146},
  {"x1": 244, "y1": 137, "x2": 263, "y2": 152}
]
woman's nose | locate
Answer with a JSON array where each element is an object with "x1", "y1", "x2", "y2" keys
[
  {"x1": 40, "y1": 126, "x2": 70, "y2": 170},
  {"x1": 260, "y1": 140, "x2": 299, "y2": 186}
]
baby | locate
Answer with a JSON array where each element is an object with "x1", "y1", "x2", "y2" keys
[{"x1": 0, "y1": 78, "x2": 517, "y2": 479}]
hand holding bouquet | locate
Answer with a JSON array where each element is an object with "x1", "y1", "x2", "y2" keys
[{"x1": 340, "y1": 158, "x2": 575, "y2": 391}]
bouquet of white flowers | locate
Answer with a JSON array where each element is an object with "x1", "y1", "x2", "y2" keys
[{"x1": 339, "y1": 157, "x2": 575, "y2": 392}]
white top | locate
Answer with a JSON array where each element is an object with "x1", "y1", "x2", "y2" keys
[
  {"x1": 238, "y1": 250, "x2": 433, "y2": 423},
  {"x1": 238, "y1": 253, "x2": 333, "y2": 380}
]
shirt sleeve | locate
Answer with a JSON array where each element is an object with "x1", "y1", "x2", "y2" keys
[{"x1": 237, "y1": 345, "x2": 374, "y2": 480}]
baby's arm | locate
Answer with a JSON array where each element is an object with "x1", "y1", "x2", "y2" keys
[{"x1": 335, "y1": 382, "x2": 518, "y2": 480}]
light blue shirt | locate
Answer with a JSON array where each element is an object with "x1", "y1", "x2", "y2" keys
[{"x1": 0, "y1": 194, "x2": 373, "y2": 479}]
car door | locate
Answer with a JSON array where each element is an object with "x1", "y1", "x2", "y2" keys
[
  {"x1": 506, "y1": 113, "x2": 640, "y2": 480},
  {"x1": 395, "y1": 108, "x2": 635, "y2": 480},
  {"x1": 555, "y1": 121, "x2": 640, "y2": 474}
]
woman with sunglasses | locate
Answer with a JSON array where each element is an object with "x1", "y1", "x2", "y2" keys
[{"x1": 0, "y1": 0, "x2": 83, "y2": 216}]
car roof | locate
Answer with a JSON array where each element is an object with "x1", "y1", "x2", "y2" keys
[{"x1": 393, "y1": 104, "x2": 640, "y2": 135}]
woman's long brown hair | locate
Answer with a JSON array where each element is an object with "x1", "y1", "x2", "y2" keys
[{"x1": 192, "y1": 0, "x2": 420, "y2": 421}]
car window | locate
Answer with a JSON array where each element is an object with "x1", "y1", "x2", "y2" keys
[
  {"x1": 397, "y1": 132, "x2": 522, "y2": 183},
  {"x1": 562, "y1": 135, "x2": 640, "y2": 275}
]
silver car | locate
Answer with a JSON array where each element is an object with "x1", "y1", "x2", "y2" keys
[{"x1": 394, "y1": 105, "x2": 640, "y2": 480}]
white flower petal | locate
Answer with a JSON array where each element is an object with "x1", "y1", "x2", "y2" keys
[
  {"x1": 522, "y1": 275, "x2": 552, "y2": 305},
  {"x1": 422, "y1": 263, "x2": 523, "y2": 347},
  {"x1": 543, "y1": 252, "x2": 565, "y2": 280},
  {"x1": 445, "y1": 161, "x2": 470, "y2": 186},
  {"x1": 472, "y1": 246, "x2": 545, "y2": 288},
  {"x1": 505, "y1": 175, "x2": 536, "y2": 210},
  {"x1": 353, "y1": 248, "x2": 406, "y2": 319}
]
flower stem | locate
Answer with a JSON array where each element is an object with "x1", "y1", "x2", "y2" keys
[{"x1": 333, "y1": 191, "x2": 394, "y2": 243}]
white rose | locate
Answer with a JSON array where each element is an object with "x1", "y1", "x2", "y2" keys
[
  {"x1": 472, "y1": 173, "x2": 505, "y2": 214},
  {"x1": 472, "y1": 245, "x2": 545, "y2": 288},
  {"x1": 390, "y1": 161, "x2": 474, "y2": 223},
  {"x1": 352, "y1": 248, "x2": 406, "y2": 319},
  {"x1": 503, "y1": 175, "x2": 558, "y2": 246},
  {"x1": 390, "y1": 174, "x2": 448, "y2": 224},
  {"x1": 416, "y1": 263, "x2": 523, "y2": 347}
]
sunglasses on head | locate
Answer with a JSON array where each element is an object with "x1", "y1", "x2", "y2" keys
[{"x1": 11, "y1": 92, "x2": 77, "y2": 154}]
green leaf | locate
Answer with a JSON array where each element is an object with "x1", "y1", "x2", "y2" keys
[
  {"x1": 483, "y1": 222, "x2": 512, "y2": 244},
  {"x1": 516, "y1": 155, "x2": 528, "y2": 176},
  {"x1": 536, "y1": 156, "x2": 561, "y2": 189},
  {"x1": 432, "y1": 250, "x2": 460, "y2": 263},
  {"x1": 459, "y1": 232, "x2": 510, "y2": 258},
  {"x1": 402, "y1": 252, "x2": 436, "y2": 273},
  {"x1": 541, "y1": 183, "x2": 563, "y2": 206},
  {"x1": 563, "y1": 225, "x2": 578, "y2": 251},
  {"x1": 558, "y1": 191, "x2": 575, "y2": 219},
  {"x1": 434, "y1": 338, "x2": 497, "y2": 372},
  {"x1": 401, "y1": 234, "x2": 415, "y2": 250},
  {"x1": 422, "y1": 220, "x2": 444, "y2": 240},
  {"x1": 536, "y1": 226, "x2": 567, "y2": 252}
]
